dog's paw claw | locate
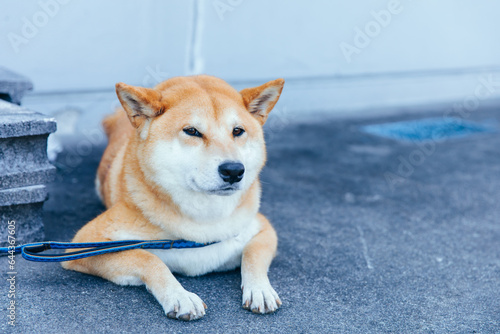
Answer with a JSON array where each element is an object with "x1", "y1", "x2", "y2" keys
[
  {"x1": 242, "y1": 283, "x2": 281, "y2": 314},
  {"x1": 251, "y1": 305, "x2": 264, "y2": 314},
  {"x1": 160, "y1": 288, "x2": 206, "y2": 321}
]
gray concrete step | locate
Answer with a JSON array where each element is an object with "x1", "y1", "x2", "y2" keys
[
  {"x1": 0, "y1": 77, "x2": 56, "y2": 246},
  {"x1": 0, "y1": 67, "x2": 33, "y2": 105}
]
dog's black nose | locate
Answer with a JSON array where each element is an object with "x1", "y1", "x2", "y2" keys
[{"x1": 218, "y1": 162, "x2": 245, "y2": 184}]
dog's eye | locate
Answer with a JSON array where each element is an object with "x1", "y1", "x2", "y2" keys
[
  {"x1": 183, "y1": 127, "x2": 203, "y2": 138},
  {"x1": 233, "y1": 127, "x2": 245, "y2": 137}
]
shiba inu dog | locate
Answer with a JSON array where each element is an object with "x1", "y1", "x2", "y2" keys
[{"x1": 62, "y1": 75, "x2": 285, "y2": 321}]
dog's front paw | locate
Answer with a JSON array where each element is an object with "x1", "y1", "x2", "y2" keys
[
  {"x1": 159, "y1": 288, "x2": 207, "y2": 321},
  {"x1": 242, "y1": 282, "x2": 281, "y2": 314}
]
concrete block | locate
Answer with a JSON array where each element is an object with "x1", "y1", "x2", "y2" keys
[
  {"x1": 0, "y1": 97, "x2": 56, "y2": 245},
  {"x1": 0, "y1": 135, "x2": 56, "y2": 190},
  {"x1": 0, "y1": 99, "x2": 56, "y2": 138},
  {"x1": 0, "y1": 167, "x2": 55, "y2": 192},
  {"x1": 0, "y1": 185, "x2": 48, "y2": 207},
  {"x1": 0, "y1": 67, "x2": 33, "y2": 105},
  {"x1": 0, "y1": 186, "x2": 48, "y2": 246},
  {"x1": 0, "y1": 202, "x2": 44, "y2": 246}
]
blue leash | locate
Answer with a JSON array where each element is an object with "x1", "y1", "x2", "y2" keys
[{"x1": 0, "y1": 239, "x2": 216, "y2": 262}]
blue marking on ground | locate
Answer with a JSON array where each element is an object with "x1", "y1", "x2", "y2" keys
[{"x1": 361, "y1": 117, "x2": 496, "y2": 142}]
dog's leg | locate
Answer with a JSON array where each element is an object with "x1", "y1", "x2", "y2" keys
[
  {"x1": 62, "y1": 204, "x2": 206, "y2": 321},
  {"x1": 241, "y1": 213, "x2": 281, "y2": 313},
  {"x1": 63, "y1": 249, "x2": 206, "y2": 321}
]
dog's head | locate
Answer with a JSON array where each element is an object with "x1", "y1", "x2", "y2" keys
[{"x1": 116, "y1": 75, "x2": 284, "y2": 199}]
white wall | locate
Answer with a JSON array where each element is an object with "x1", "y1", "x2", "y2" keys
[
  {"x1": 1, "y1": 0, "x2": 500, "y2": 121},
  {"x1": 200, "y1": 0, "x2": 500, "y2": 80},
  {"x1": 0, "y1": 0, "x2": 192, "y2": 92}
]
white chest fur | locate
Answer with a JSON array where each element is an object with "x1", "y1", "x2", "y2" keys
[{"x1": 147, "y1": 216, "x2": 261, "y2": 276}]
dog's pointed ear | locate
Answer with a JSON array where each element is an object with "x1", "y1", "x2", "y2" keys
[
  {"x1": 240, "y1": 78, "x2": 285, "y2": 125},
  {"x1": 115, "y1": 82, "x2": 165, "y2": 129}
]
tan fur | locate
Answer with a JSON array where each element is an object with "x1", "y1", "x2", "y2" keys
[
  {"x1": 97, "y1": 110, "x2": 132, "y2": 207},
  {"x1": 62, "y1": 75, "x2": 285, "y2": 320}
]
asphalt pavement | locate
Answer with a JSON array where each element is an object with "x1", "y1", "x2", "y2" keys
[{"x1": 1, "y1": 104, "x2": 499, "y2": 333}]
